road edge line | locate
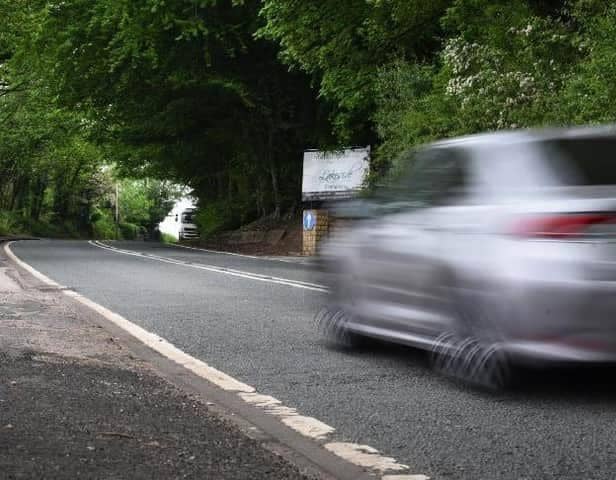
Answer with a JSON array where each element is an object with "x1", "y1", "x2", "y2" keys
[
  {"x1": 4, "y1": 241, "x2": 426, "y2": 480},
  {"x1": 169, "y1": 242, "x2": 313, "y2": 265},
  {"x1": 172, "y1": 241, "x2": 263, "y2": 260}
]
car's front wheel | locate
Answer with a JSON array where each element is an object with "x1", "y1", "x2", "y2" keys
[{"x1": 315, "y1": 305, "x2": 364, "y2": 349}]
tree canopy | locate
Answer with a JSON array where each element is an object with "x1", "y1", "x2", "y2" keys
[
  {"x1": 31, "y1": 0, "x2": 329, "y2": 223},
  {"x1": 3, "y1": 0, "x2": 616, "y2": 238},
  {"x1": 259, "y1": 0, "x2": 452, "y2": 141}
]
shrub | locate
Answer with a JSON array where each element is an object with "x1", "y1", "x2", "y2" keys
[
  {"x1": 89, "y1": 208, "x2": 104, "y2": 224},
  {"x1": 195, "y1": 201, "x2": 242, "y2": 239},
  {"x1": 118, "y1": 222, "x2": 140, "y2": 240},
  {"x1": 92, "y1": 213, "x2": 118, "y2": 240},
  {"x1": 31, "y1": 218, "x2": 81, "y2": 238},
  {"x1": 28, "y1": 220, "x2": 67, "y2": 238},
  {"x1": 160, "y1": 232, "x2": 177, "y2": 244},
  {"x1": 0, "y1": 212, "x2": 83, "y2": 239},
  {"x1": 0, "y1": 211, "x2": 20, "y2": 236}
]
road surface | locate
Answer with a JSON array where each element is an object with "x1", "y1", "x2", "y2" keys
[{"x1": 11, "y1": 239, "x2": 616, "y2": 480}]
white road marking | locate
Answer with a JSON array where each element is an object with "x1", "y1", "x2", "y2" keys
[
  {"x1": 324, "y1": 443, "x2": 410, "y2": 473},
  {"x1": 4, "y1": 241, "x2": 425, "y2": 479},
  {"x1": 169, "y1": 242, "x2": 311, "y2": 265},
  {"x1": 238, "y1": 393, "x2": 334, "y2": 440},
  {"x1": 170, "y1": 242, "x2": 263, "y2": 260},
  {"x1": 382, "y1": 476, "x2": 431, "y2": 480},
  {"x1": 90, "y1": 241, "x2": 329, "y2": 293},
  {"x1": 282, "y1": 416, "x2": 336, "y2": 441},
  {"x1": 239, "y1": 392, "x2": 283, "y2": 408}
]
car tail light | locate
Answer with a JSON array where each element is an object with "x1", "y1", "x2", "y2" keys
[{"x1": 510, "y1": 213, "x2": 616, "y2": 239}]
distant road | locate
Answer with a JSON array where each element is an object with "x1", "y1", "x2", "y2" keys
[{"x1": 11, "y1": 239, "x2": 616, "y2": 480}]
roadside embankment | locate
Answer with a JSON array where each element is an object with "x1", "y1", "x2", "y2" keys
[{"x1": 193, "y1": 217, "x2": 304, "y2": 256}]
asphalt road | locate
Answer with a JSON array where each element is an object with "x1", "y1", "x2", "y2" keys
[{"x1": 11, "y1": 239, "x2": 616, "y2": 480}]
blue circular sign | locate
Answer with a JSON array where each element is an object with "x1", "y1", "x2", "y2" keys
[{"x1": 303, "y1": 211, "x2": 316, "y2": 231}]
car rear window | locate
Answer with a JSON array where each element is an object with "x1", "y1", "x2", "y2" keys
[{"x1": 544, "y1": 138, "x2": 616, "y2": 186}]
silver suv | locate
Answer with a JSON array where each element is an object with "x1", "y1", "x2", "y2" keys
[{"x1": 318, "y1": 126, "x2": 616, "y2": 389}]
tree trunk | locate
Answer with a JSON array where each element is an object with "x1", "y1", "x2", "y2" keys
[
  {"x1": 266, "y1": 126, "x2": 281, "y2": 220},
  {"x1": 270, "y1": 163, "x2": 280, "y2": 220},
  {"x1": 9, "y1": 177, "x2": 22, "y2": 211},
  {"x1": 287, "y1": 201, "x2": 297, "y2": 220},
  {"x1": 32, "y1": 179, "x2": 47, "y2": 220},
  {"x1": 255, "y1": 174, "x2": 265, "y2": 218}
]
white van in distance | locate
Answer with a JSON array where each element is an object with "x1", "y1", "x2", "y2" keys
[{"x1": 177, "y1": 208, "x2": 199, "y2": 241}]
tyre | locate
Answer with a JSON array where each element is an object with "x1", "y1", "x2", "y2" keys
[
  {"x1": 429, "y1": 284, "x2": 512, "y2": 390},
  {"x1": 314, "y1": 305, "x2": 364, "y2": 349},
  {"x1": 430, "y1": 333, "x2": 511, "y2": 390}
]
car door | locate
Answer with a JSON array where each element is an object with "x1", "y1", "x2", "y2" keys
[{"x1": 355, "y1": 148, "x2": 468, "y2": 342}]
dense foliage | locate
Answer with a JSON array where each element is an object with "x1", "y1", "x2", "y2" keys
[
  {"x1": 0, "y1": 0, "x2": 182, "y2": 238},
  {"x1": 3, "y1": 0, "x2": 616, "y2": 238},
  {"x1": 262, "y1": 0, "x2": 616, "y2": 174},
  {"x1": 27, "y1": 0, "x2": 329, "y2": 232}
]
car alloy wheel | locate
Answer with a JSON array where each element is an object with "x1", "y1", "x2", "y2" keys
[{"x1": 430, "y1": 332, "x2": 510, "y2": 390}]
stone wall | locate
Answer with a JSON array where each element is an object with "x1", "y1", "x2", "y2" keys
[{"x1": 302, "y1": 209, "x2": 328, "y2": 256}]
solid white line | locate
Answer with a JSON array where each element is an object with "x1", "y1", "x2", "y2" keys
[
  {"x1": 382, "y1": 476, "x2": 431, "y2": 480},
  {"x1": 4, "y1": 241, "x2": 425, "y2": 479},
  {"x1": 90, "y1": 240, "x2": 329, "y2": 293},
  {"x1": 170, "y1": 242, "x2": 311, "y2": 265},
  {"x1": 170, "y1": 242, "x2": 263, "y2": 260}
]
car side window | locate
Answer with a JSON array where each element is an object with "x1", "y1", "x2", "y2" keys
[
  {"x1": 371, "y1": 147, "x2": 468, "y2": 214},
  {"x1": 404, "y1": 148, "x2": 468, "y2": 207}
]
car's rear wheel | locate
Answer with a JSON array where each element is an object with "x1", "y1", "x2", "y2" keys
[
  {"x1": 430, "y1": 283, "x2": 512, "y2": 390},
  {"x1": 430, "y1": 333, "x2": 511, "y2": 390}
]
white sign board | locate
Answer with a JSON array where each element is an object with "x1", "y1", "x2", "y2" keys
[{"x1": 302, "y1": 147, "x2": 370, "y2": 201}]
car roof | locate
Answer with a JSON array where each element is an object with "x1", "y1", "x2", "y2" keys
[{"x1": 429, "y1": 125, "x2": 616, "y2": 150}]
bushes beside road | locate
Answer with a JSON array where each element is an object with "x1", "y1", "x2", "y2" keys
[
  {"x1": 0, "y1": 211, "x2": 79, "y2": 239},
  {"x1": 0, "y1": 208, "x2": 145, "y2": 241}
]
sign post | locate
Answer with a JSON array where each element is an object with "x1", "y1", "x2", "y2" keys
[{"x1": 301, "y1": 147, "x2": 369, "y2": 255}]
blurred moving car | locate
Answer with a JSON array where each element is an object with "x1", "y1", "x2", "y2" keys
[{"x1": 317, "y1": 126, "x2": 616, "y2": 389}]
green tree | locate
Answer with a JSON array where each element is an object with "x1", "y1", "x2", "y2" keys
[
  {"x1": 259, "y1": 0, "x2": 452, "y2": 141},
  {"x1": 558, "y1": 1, "x2": 616, "y2": 123},
  {"x1": 29, "y1": 0, "x2": 328, "y2": 228},
  {"x1": 0, "y1": 0, "x2": 115, "y2": 237},
  {"x1": 372, "y1": 0, "x2": 590, "y2": 172}
]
